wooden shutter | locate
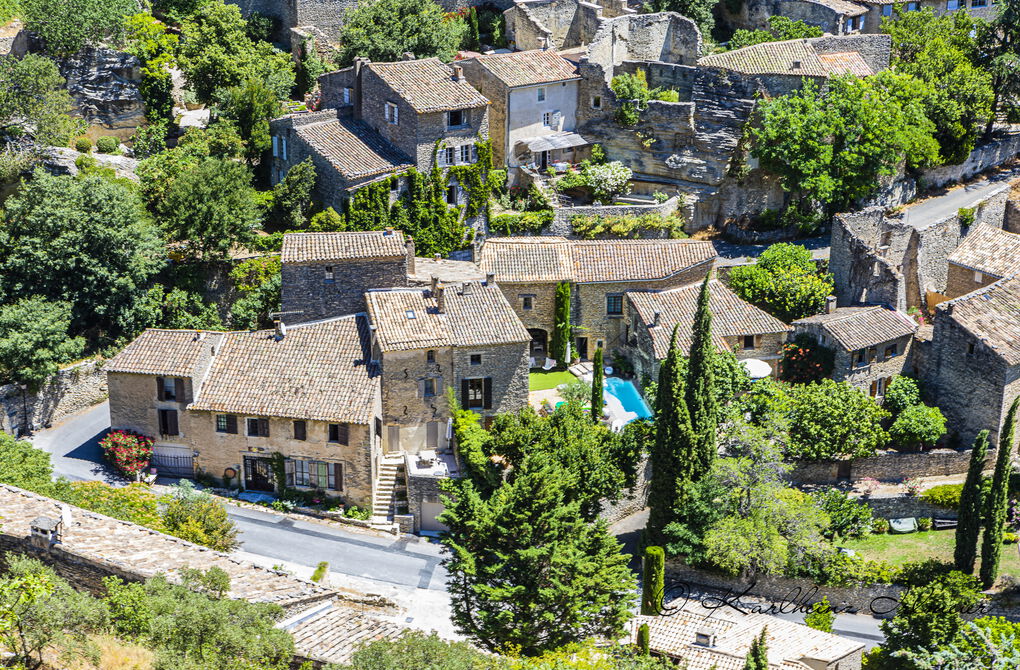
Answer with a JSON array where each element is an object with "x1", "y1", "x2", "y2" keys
[
  {"x1": 461, "y1": 379, "x2": 470, "y2": 408},
  {"x1": 259, "y1": 418, "x2": 270, "y2": 437},
  {"x1": 158, "y1": 410, "x2": 167, "y2": 434},
  {"x1": 226, "y1": 415, "x2": 238, "y2": 434},
  {"x1": 483, "y1": 377, "x2": 493, "y2": 409},
  {"x1": 156, "y1": 377, "x2": 165, "y2": 401},
  {"x1": 338, "y1": 423, "x2": 349, "y2": 445},
  {"x1": 333, "y1": 463, "x2": 343, "y2": 491},
  {"x1": 174, "y1": 378, "x2": 185, "y2": 402},
  {"x1": 165, "y1": 410, "x2": 179, "y2": 436}
]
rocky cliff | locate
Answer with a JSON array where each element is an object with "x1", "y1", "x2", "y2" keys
[{"x1": 59, "y1": 48, "x2": 146, "y2": 140}]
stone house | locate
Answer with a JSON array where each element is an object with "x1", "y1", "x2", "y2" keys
[
  {"x1": 281, "y1": 229, "x2": 414, "y2": 322},
  {"x1": 105, "y1": 315, "x2": 382, "y2": 508},
  {"x1": 944, "y1": 224, "x2": 1020, "y2": 299},
  {"x1": 503, "y1": 0, "x2": 630, "y2": 51},
  {"x1": 365, "y1": 279, "x2": 531, "y2": 454},
  {"x1": 624, "y1": 279, "x2": 792, "y2": 383},
  {"x1": 792, "y1": 304, "x2": 918, "y2": 398},
  {"x1": 270, "y1": 57, "x2": 490, "y2": 212},
  {"x1": 459, "y1": 49, "x2": 585, "y2": 173},
  {"x1": 477, "y1": 236, "x2": 717, "y2": 360}
]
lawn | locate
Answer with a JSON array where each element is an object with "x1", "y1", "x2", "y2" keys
[
  {"x1": 840, "y1": 528, "x2": 1020, "y2": 579},
  {"x1": 529, "y1": 370, "x2": 576, "y2": 391}
]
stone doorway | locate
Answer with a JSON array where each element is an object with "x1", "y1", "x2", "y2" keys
[{"x1": 528, "y1": 329, "x2": 548, "y2": 360}]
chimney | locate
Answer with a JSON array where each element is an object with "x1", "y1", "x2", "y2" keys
[
  {"x1": 30, "y1": 516, "x2": 61, "y2": 549},
  {"x1": 402, "y1": 52, "x2": 415, "y2": 61},
  {"x1": 383, "y1": 226, "x2": 394, "y2": 235},
  {"x1": 791, "y1": 60, "x2": 802, "y2": 70},
  {"x1": 452, "y1": 64, "x2": 465, "y2": 82},
  {"x1": 275, "y1": 320, "x2": 287, "y2": 340},
  {"x1": 653, "y1": 310, "x2": 661, "y2": 327},
  {"x1": 485, "y1": 273, "x2": 495, "y2": 286},
  {"x1": 461, "y1": 281, "x2": 473, "y2": 296},
  {"x1": 435, "y1": 286, "x2": 446, "y2": 313},
  {"x1": 406, "y1": 236, "x2": 416, "y2": 275},
  {"x1": 431, "y1": 275, "x2": 439, "y2": 295},
  {"x1": 542, "y1": 35, "x2": 551, "y2": 51},
  {"x1": 825, "y1": 295, "x2": 837, "y2": 314}
]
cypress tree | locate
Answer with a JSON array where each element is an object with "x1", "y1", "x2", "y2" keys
[
  {"x1": 743, "y1": 627, "x2": 769, "y2": 670},
  {"x1": 551, "y1": 281, "x2": 571, "y2": 367},
  {"x1": 686, "y1": 274, "x2": 717, "y2": 480},
  {"x1": 980, "y1": 397, "x2": 1020, "y2": 589},
  {"x1": 591, "y1": 346, "x2": 604, "y2": 422},
  {"x1": 636, "y1": 623, "x2": 650, "y2": 654},
  {"x1": 467, "y1": 7, "x2": 481, "y2": 50},
  {"x1": 955, "y1": 429, "x2": 990, "y2": 573},
  {"x1": 640, "y1": 545, "x2": 665, "y2": 615}
]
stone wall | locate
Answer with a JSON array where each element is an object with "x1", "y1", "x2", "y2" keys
[
  {"x1": 227, "y1": 0, "x2": 358, "y2": 46},
  {"x1": 1, "y1": 359, "x2": 108, "y2": 436},
  {"x1": 505, "y1": 0, "x2": 604, "y2": 51},
  {"x1": 406, "y1": 472, "x2": 445, "y2": 533},
  {"x1": 58, "y1": 48, "x2": 145, "y2": 140},
  {"x1": 546, "y1": 195, "x2": 683, "y2": 236},
  {"x1": 281, "y1": 256, "x2": 409, "y2": 323},
  {"x1": 787, "y1": 448, "x2": 984, "y2": 485},
  {"x1": 830, "y1": 210, "x2": 906, "y2": 310},
  {"x1": 599, "y1": 455, "x2": 651, "y2": 525},
  {"x1": 863, "y1": 495, "x2": 957, "y2": 521}
]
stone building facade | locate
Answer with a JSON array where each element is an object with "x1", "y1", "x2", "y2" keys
[{"x1": 944, "y1": 224, "x2": 1020, "y2": 299}]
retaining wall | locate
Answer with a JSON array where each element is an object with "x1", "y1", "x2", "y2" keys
[
  {"x1": 863, "y1": 495, "x2": 956, "y2": 520},
  {"x1": 0, "y1": 359, "x2": 108, "y2": 436},
  {"x1": 787, "y1": 448, "x2": 982, "y2": 485}
]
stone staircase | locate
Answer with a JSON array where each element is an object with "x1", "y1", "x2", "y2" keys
[
  {"x1": 371, "y1": 456, "x2": 404, "y2": 523},
  {"x1": 568, "y1": 361, "x2": 593, "y2": 379}
]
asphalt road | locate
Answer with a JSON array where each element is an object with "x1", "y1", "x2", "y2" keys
[
  {"x1": 903, "y1": 164, "x2": 1020, "y2": 225},
  {"x1": 30, "y1": 401, "x2": 120, "y2": 483}
]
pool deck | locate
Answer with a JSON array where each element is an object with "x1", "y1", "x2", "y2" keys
[{"x1": 567, "y1": 366, "x2": 646, "y2": 431}]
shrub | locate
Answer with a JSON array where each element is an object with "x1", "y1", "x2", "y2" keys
[
  {"x1": 780, "y1": 333, "x2": 835, "y2": 383},
  {"x1": 890, "y1": 404, "x2": 947, "y2": 450},
  {"x1": 897, "y1": 558, "x2": 954, "y2": 586},
  {"x1": 490, "y1": 210, "x2": 553, "y2": 235},
  {"x1": 344, "y1": 505, "x2": 371, "y2": 520},
  {"x1": 570, "y1": 211, "x2": 687, "y2": 240},
  {"x1": 161, "y1": 481, "x2": 239, "y2": 552},
  {"x1": 1004, "y1": 532, "x2": 1019, "y2": 544},
  {"x1": 310, "y1": 561, "x2": 329, "y2": 583},
  {"x1": 812, "y1": 487, "x2": 873, "y2": 539},
  {"x1": 922, "y1": 483, "x2": 964, "y2": 510},
  {"x1": 99, "y1": 430, "x2": 154, "y2": 477},
  {"x1": 819, "y1": 552, "x2": 899, "y2": 586},
  {"x1": 74, "y1": 136, "x2": 92, "y2": 153},
  {"x1": 95, "y1": 136, "x2": 120, "y2": 154},
  {"x1": 872, "y1": 518, "x2": 889, "y2": 534},
  {"x1": 884, "y1": 376, "x2": 921, "y2": 415},
  {"x1": 583, "y1": 161, "x2": 632, "y2": 204},
  {"x1": 958, "y1": 207, "x2": 976, "y2": 227},
  {"x1": 918, "y1": 517, "x2": 933, "y2": 531}
]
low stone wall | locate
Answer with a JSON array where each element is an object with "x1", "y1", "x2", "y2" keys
[
  {"x1": 863, "y1": 495, "x2": 956, "y2": 521},
  {"x1": 599, "y1": 456, "x2": 651, "y2": 525},
  {"x1": 919, "y1": 133, "x2": 1020, "y2": 189},
  {"x1": 0, "y1": 359, "x2": 108, "y2": 435},
  {"x1": 546, "y1": 196, "x2": 684, "y2": 237},
  {"x1": 787, "y1": 448, "x2": 981, "y2": 485}
]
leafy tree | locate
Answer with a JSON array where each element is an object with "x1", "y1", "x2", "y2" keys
[
  {"x1": 729, "y1": 16, "x2": 822, "y2": 50},
  {"x1": 889, "y1": 403, "x2": 947, "y2": 450},
  {"x1": 980, "y1": 397, "x2": 1020, "y2": 589},
  {"x1": 955, "y1": 429, "x2": 990, "y2": 573},
  {"x1": 729, "y1": 243, "x2": 834, "y2": 322},
  {"x1": 804, "y1": 598, "x2": 834, "y2": 633},
  {"x1": 897, "y1": 617, "x2": 1020, "y2": 669},
  {"x1": 0, "y1": 433, "x2": 55, "y2": 493},
  {"x1": 686, "y1": 275, "x2": 717, "y2": 480},
  {"x1": 124, "y1": 14, "x2": 178, "y2": 123},
  {"x1": 643, "y1": 0, "x2": 714, "y2": 40},
  {"x1": 229, "y1": 255, "x2": 281, "y2": 329},
  {"x1": 640, "y1": 546, "x2": 664, "y2": 615},
  {"x1": 591, "y1": 346, "x2": 604, "y2": 421},
  {"x1": 811, "y1": 487, "x2": 873, "y2": 539},
  {"x1": 271, "y1": 158, "x2": 317, "y2": 229},
  {"x1": 779, "y1": 333, "x2": 835, "y2": 383},
  {"x1": 0, "y1": 54, "x2": 84, "y2": 145},
  {"x1": 217, "y1": 78, "x2": 282, "y2": 162},
  {"x1": 636, "y1": 623, "x2": 650, "y2": 655},
  {"x1": 161, "y1": 481, "x2": 239, "y2": 552},
  {"x1": 880, "y1": 571, "x2": 984, "y2": 657},
  {"x1": 159, "y1": 158, "x2": 262, "y2": 260},
  {"x1": 785, "y1": 380, "x2": 890, "y2": 460},
  {"x1": 551, "y1": 281, "x2": 571, "y2": 365},
  {"x1": 0, "y1": 170, "x2": 164, "y2": 341},
  {"x1": 466, "y1": 7, "x2": 480, "y2": 50},
  {"x1": 295, "y1": 36, "x2": 328, "y2": 98},
  {"x1": 884, "y1": 375, "x2": 922, "y2": 416},
  {"x1": 20, "y1": 0, "x2": 136, "y2": 57},
  {"x1": 977, "y1": 0, "x2": 1020, "y2": 139},
  {"x1": 326, "y1": 630, "x2": 492, "y2": 670},
  {"x1": 743, "y1": 627, "x2": 769, "y2": 670},
  {"x1": 139, "y1": 283, "x2": 224, "y2": 331},
  {"x1": 337, "y1": 0, "x2": 466, "y2": 66},
  {"x1": 137, "y1": 123, "x2": 245, "y2": 210},
  {"x1": 439, "y1": 457, "x2": 636, "y2": 656},
  {"x1": 705, "y1": 513, "x2": 788, "y2": 576},
  {"x1": 152, "y1": 0, "x2": 211, "y2": 25},
  {"x1": 0, "y1": 297, "x2": 84, "y2": 390}
]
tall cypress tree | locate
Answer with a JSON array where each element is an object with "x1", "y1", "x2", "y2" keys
[
  {"x1": 551, "y1": 281, "x2": 571, "y2": 367},
  {"x1": 955, "y1": 429, "x2": 990, "y2": 573},
  {"x1": 591, "y1": 346, "x2": 605, "y2": 422},
  {"x1": 686, "y1": 274, "x2": 717, "y2": 479},
  {"x1": 640, "y1": 545, "x2": 664, "y2": 615},
  {"x1": 645, "y1": 326, "x2": 693, "y2": 546},
  {"x1": 743, "y1": 627, "x2": 769, "y2": 670},
  {"x1": 980, "y1": 397, "x2": 1020, "y2": 589}
]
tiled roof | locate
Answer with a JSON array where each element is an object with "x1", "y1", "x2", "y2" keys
[
  {"x1": 793, "y1": 305, "x2": 917, "y2": 352},
  {"x1": 189, "y1": 315, "x2": 379, "y2": 424},
  {"x1": 105, "y1": 330, "x2": 222, "y2": 377},
  {"x1": 467, "y1": 50, "x2": 580, "y2": 88},
  {"x1": 282, "y1": 230, "x2": 408, "y2": 264},
  {"x1": 368, "y1": 58, "x2": 489, "y2": 113},
  {"x1": 478, "y1": 237, "x2": 716, "y2": 284},
  {"x1": 699, "y1": 39, "x2": 873, "y2": 77},
  {"x1": 632, "y1": 598, "x2": 863, "y2": 670},
  {"x1": 366, "y1": 283, "x2": 530, "y2": 351},
  {"x1": 628, "y1": 280, "x2": 791, "y2": 359},
  {"x1": 948, "y1": 225, "x2": 1020, "y2": 279},
  {"x1": 295, "y1": 117, "x2": 413, "y2": 181},
  {"x1": 811, "y1": 0, "x2": 869, "y2": 15},
  {"x1": 288, "y1": 605, "x2": 404, "y2": 666},
  {"x1": 942, "y1": 275, "x2": 1020, "y2": 365}
]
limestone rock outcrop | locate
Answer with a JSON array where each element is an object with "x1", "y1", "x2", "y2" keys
[{"x1": 58, "y1": 48, "x2": 146, "y2": 139}]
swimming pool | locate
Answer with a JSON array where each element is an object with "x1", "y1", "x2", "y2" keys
[{"x1": 604, "y1": 377, "x2": 653, "y2": 420}]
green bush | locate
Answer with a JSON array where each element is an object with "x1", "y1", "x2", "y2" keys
[
  {"x1": 889, "y1": 403, "x2": 947, "y2": 450},
  {"x1": 819, "y1": 551, "x2": 899, "y2": 587},
  {"x1": 570, "y1": 211, "x2": 687, "y2": 240},
  {"x1": 958, "y1": 207, "x2": 976, "y2": 227},
  {"x1": 74, "y1": 136, "x2": 92, "y2": 153},
  {"x1": 490, "y1": 210, "x2": 553, "y2": 235},
  {"x1": 921, "y1": 483, "x2": 964, "y2": 509},
  {"x1": 884, "y1": 376, "x2": 922, "y2": 415},
  {"x1": 872, "y1": 517, "x2": 889, "y2": 534},
  {"x1": 918, "y1": 517, "x2": 933, "y2": 531},
  {"x1": 343, "y1": 505, "x2": 371, "y2": 520},
  {"x1": 812, "y1": 487, "x2": 874, "y2": 539},
  {"x1": 95, "y1": 136, "x2": 120, "y2": 154},
  {"x1": 1004, "y1": 532, "x2": 1019, "y2": 544},
  {"x1": 897, "y1": 559, "x2": 953, "y2": 587}
]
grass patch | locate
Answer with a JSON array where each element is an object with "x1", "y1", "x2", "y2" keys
[
  {"x1": 529, "y1": 370, "x2": 576, "y2": 391},
  {"x1": 841, "y1": 528, "x2": 1020, "y2": 578}
]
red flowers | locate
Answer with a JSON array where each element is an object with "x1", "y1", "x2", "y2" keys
[{"x1": 100, "y1": 430, "x2": 154, "y2": 477}]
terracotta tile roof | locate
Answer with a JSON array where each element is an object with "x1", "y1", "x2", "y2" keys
[
  {"x1": 942, "y1": 275, "x2": 1020, "y2": 365},
  {"x1": 811, "y1": 0, "x2": 869, "y2": 15},
  {"x1": 295, "y1": 116, "x2": 412, "y2": 181},
  {"x1": 288, "y1": 605, "x2": 404, "y2": 666},
  {"x1": 632, "y1": 598, "x2": 863, "y2": 670},
  {"x1": 282, "y1": 230, "x2": 408, "y2": 264},
  {"x1": 948, "y1": 226, "x2": 1020, "y2": 279},
  {"x1": 793, "y1": 305, "x2": 917, "y2": 352},
  {"x1": 478, "y1": 237, "x2": 716, "y2": 284},
  {"x1": 366, "y1": 283, "x2": 530, "y2": 351},
  {"x1": 105, "y1": 330, "x2": 222, "y2": 377},
  {"x1": 699, "y1": 39, "x2": 872, "y2": 77},
  {"x1": 628, "y1": 280, "x2": 791, "y2": 359},
  {"x1": 367, "y1": 58, "x2": 489, "y2": 113},
  {"x1": 189, "y1": 315, "x2": 379, "y2": 424},
  {"x1": 467, "y1": 50, "x2": 580, "y2": 88}
]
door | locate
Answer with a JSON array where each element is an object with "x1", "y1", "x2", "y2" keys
[
  {"x1": 426, "y1": 421, "x2": 439, "y2": 450},
  {"x1": 528, "y1": 329, "x2": 547, "y2": 359},
  {"x1": 421, "y1": 500, "x2": 448, "y2": 533},
  {"x1": 387, "y1": 425, "x2": 401, "y2": 454},
  {"x1": 244, "y1": 456, "x2": 274, "y2": 492},
  {"x1": 540, "y1": 150, "x2": 549, "y2": 169},
  {"x1": 576, "y1": 337, "x2": 589, "y2": 361}
]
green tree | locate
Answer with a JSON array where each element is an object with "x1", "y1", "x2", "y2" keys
[
  {"x1": 980, "y1": 397, "x2": 1020, "y2": 589},
  {"x1": 785, "y1": 380, "x2": 890, "y2": 460},
  {"x1": 295, "y1": 36, "x2": 328, "y2": 98},
  {"x1": 439, "y1": 458, "x2": 636, "y2": 656},
  {"x1": 161, "y1": 481, "x2": 239, "y2": 552},
  {"x1": 640, "y1": 546, "x2": 664, "y2": 615},
  {"x1": 160, "y1": 158, "x2": 262, "y2": 260},
  {"x1": 591, "y1": 346, "x2": 604, "y2": 422},
  {"x1": 152, "y1": 0, "x2": 211, "y2": 25},
  {"x1": 0, "y1": 433, "x2": 55, "y2": 493},
  {"x1": 804, "y1": 598, "x2": 835, "y2": 633},
  {"x1": 466, "y1": 7, "x2": 481, "y2": 50},
  {"x1": 271, "y1": 158, "x2": 317, "y2": 228},
  {"x1": 889, "y1": 403, "x2": 947, "y2": 450},
  {"x1": 20, "y1": 0, "x2": 136, "y2": 57},
  {"x1": 636, "y1": 623, "x2": 650, "y2": 655},
  {"x1": 811, "y1": 487, "x2": 873, "y2": 539},
  {"x1": 0, "y1": 170, "x2": 164, "y2": 341},
  {"x1": 728, "y1": 243, "x2": 835, "y2": 322},
  {"x1": 884, "y1": 375, "x2": 922, "y2": 416},
  {"x1": 880, "y1": 571, "x2": 983, "y2": 657},
  {"x1": 955, "y1": 429, "x2": 990, "y2": 573},
  {"x1": 0, "y1": 297, "x2": 84, "y2": 390},
  {"x1": 217, "y1": 78, "x2": 282, "y2": 162},
  {"x1": 729, "y1": 16, "x2": 823, "y2": 50},
  {"x1": 779, "y1": 333, "x2": 835, "y2": 384},
  {"x1": 228, "y1": 255, "x2": 281, "y2": 329},
  {"x1": 124, "y1": 13, "x2": 178, "y2": 123},
  {"x1": 743, "y1": 627, "x2": 769, "y2": 670},
  {"x1": 337, "y1": 0, "x2": 467, "y2": 66},
  {"x1": 977, "y1": 0, "x2": 1020, "y2": 139},
  {"x1": 686, "y1": 275, "x2": 717, "y2": 479},
  {"x1": 551, "y1": 281, "x2": 571, "y2": 365},
  {"x1": 0, "y1": 54, "x2": 83, "y2": 146}
]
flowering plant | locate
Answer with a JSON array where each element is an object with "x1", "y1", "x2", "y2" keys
[
  {"x1": 100, "y1": 430, "x2": 154, "y2": 478},
  {"x1": 858, "y1": 477, "x2": 880, "y2": 496},
  {"x1": 901, "y1": 476, "x2": 922, "y2": 497}
]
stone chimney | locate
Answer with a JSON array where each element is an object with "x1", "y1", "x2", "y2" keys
[
  {"x1": 452, "y1": 64, "x2": 465, "y2": 82},
  {"x1": 485, "y1": 273, "x2": 495, "y2": 286},
  {"x1": 274, "y1": 320, "x2": 287, "y2": 340},
  {"x1": 431, "y1": 275, "x2": 439, "y2": 295},
  {"x1": 435, "y1": 286, "x2": 446, "y2": 313},
  {"x1": 406, "y1": 236, "x2": 416, "y2": 275},
  {"x1": 653, "y1": 311, "x2": 661, "y2": 327},
  {"x1": 402, "y1": 52, "x2": 415, "y2": 61},
  {"x1": 30, "y1": 516, "x2": 61, "y2": 549},
  {"x1": 461, "y1": 281, "x2": 473, "y2": 296},
  {"x1": 825, "y1": 295, "x2": 837, "y2": 314},
  {"x1": 791, "y1": 60, "x2": 802, "y2": 70}
]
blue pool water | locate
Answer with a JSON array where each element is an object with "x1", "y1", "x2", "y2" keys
[{"x1": 604, "y1": 377, "x2": 653, "y2": 420}]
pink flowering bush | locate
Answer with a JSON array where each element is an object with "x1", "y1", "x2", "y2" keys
[{"x1": 100, "y1": 430, "x2": 154, "y2": 478}]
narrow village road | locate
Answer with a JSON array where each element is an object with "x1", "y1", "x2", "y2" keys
[{"x1": 903, "y1": 164, "x2": 1020, "y2": 225}]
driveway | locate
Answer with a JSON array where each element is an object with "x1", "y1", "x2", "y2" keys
[{"x1": 29, "y1": 401, "x2": 122, "y2": 484}]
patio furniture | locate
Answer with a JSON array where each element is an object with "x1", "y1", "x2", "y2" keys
[
  {"x1": 417, "y1": 450, "x2": 437, "y2": 467},
  {"x1": 933, "y1": 518, "x2": 958, "y2": 529},
  {"x1": 889, "y1": 517, "x2": 918, "y2": 534},
  {"x1": 529, "y1": 357, "x2": 537, "y2": 369},
  {"x1": 543, "y1": 358, "x2": 556, "y2": 370}
]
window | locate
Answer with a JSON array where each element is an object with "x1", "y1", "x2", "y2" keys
[
  {"x1": 447, "y1": 184, "x2": 458, "y2": 205},
  {"x1": 158, "y1": 409, "x2": 179, "y2": 436},
  {"x1": 542, "y1": 111, "x2": 551, "y2": 127},
  {"x1": 325, "y1": 266, "x2": 335, "y2": 283},
  {"x1": 286, "y1": 459, "x2": 342, "y2": 491},
  {"x1": 853, "y1": 350, "x2": 869, "y2": 367},
  {"x1": 272, "y1": 136, "x2": 278, "y2": 158},
  {"x1": 882, "y1": 4, "x2": 893, "y2": 15},
  {"x1": 423, "y1": 378, "x2": 436, "y2": 397},
  {"x1": 375, "y1": 417, "x2": 382, "y2": 437},
  {"x1": 293, "y1": 420, "x2": 307, "y2": 441},
  {"x1": 426, "y1": 349, "x2": 436, "y2": 364},
  {"x1": 342, "y1": 87, "x2": 352, "y2": 105},
  {"x1": 216, "y1": 415, "x2": 238, "y2": 434},
  {"x1": 470, "y1": 354, "x2": 482, "y2": 366},
  {"x1": 537, "y1": 87, "x2": 546, "y2": 102},
  {"x1": 870, "y1": 377, "x2": 891, "y2": 398},
  {"x1": 281, "y1": 136, "x2": 287, "y2": 161},
  {"x1": 247, "y1": 418, "x2": 270, "y2": 437},
  {"x1": 522, "y1": 296, "x2": 533, "y2": 310},
  {"x1": 884, "y1": 342, "x2": 898, "y2": 359},
  {"x1": 974, "y1": 270, "x2": 984, "y2": 283},
  {"x1": 442, "y1": 147, "x2": 455, "y2": 166},
  {"x1": 591, "y1": 95, "x2": 602, "y2": 109},
  {"x1": 606, "y1": 294, "x2": 623, "y2": 316},
  {"x1": 459, "y1": 144, "x2": 472, "y2": 164},
  {"x1": 967, "y1": 341, "x2": 976, "y2": 355},
  {"x1": 845, "y1": 17, "x2": 855, "y2": 32},
  {"x1": 385, "y1": 102, "x2": 399, "y2": 124},
  {"x1": 328, "y1": 423, "x2": 349, "y2": 445},
  {"x1": 463, "y1": 377, "x2": 490, "y2": 409},
  {"x1": 448, "y1": 109, "x2": 464, "y2": 127},
  {"x1": 742, "y1": 334, "x2": 756, "y2": 350},
  {"x1": 906, "y1": 1, "x2": 919, "y2": 8},
  {"x1": 947, "y1": 0, "x2": 959, "y2": 9}
]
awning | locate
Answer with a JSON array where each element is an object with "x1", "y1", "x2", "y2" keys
[{"x1": 520, "y1": 131, "x2": 589, "y2": 153}]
